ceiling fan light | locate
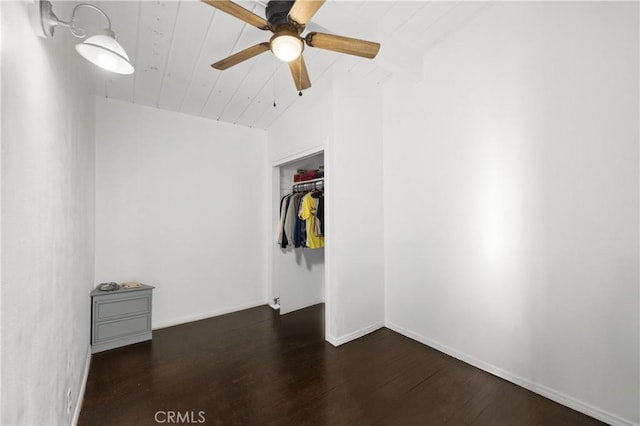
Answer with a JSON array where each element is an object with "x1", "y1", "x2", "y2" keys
[
  {"x1": 75, "y1": 33, "x2": 134, "y2": 75},
  {"x1": 271, "y1": 34, "x2": 303, "y2": 62}
]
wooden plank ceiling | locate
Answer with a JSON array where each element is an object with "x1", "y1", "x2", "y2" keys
[{"x1": 94, "y1": 1, "x2": 491, "y2": 130}]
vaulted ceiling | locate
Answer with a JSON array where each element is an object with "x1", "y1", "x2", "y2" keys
[{"x1": 93, "y1": 1, "x2": 491, "y2": 130}]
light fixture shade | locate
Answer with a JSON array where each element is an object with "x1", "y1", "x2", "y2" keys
[
  {"x1": 75, "y1": 34, "x2": 134, "y2": 75},
  {"x1": 271, "y1": 34, "x2": 303, "y2": 62}
]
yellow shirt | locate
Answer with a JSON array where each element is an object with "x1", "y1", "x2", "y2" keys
[{"x1": 299, "y1": 193, "x2": 324, "y2": 249}]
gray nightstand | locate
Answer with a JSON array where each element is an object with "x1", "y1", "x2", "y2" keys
[{"x1": 90, "y1": 284, "x2": 155, "y2": 354}]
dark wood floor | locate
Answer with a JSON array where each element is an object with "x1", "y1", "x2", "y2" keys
[{"x1": 79, "y1": 304, "x2": 604, "y2": 426}]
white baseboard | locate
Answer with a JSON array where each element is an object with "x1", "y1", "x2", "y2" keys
[
  {"x1": 152, "y1": 300, "x2": 269, "y2": 330},
  {"x1": 385, "y1": 322, "x2": 638, "y2": 426},
  {"x1": 71, "y1": 345, "x2": 91, "y2": 426},
  {"x1": 327, "y1": 321, "x2": 384, "y2": 347}
]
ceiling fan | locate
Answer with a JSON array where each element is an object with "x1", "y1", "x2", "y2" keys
[{"x1": 202, "y1": 0, "x2": 381, "y2": 92}]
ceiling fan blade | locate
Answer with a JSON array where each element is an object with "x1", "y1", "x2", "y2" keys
[
  {"x1": 288, "y1": 0, "x2": 325, "y2": 26},
  {"x1": 211, "y1": 43, "x2": 271, "y2": 70},
  {"x1": 202, "y1": 0, "x2": 270, "y2": 30},
  {"x1": 305, "y1": 32, "x2": 380, "y2": 59},
  {"x1": 289, "y1": 55, "x2": 311, "y2": 91}
]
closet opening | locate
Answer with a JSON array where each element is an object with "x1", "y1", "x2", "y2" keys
[{"x1": 271, "y1": 149, "x2": 326, "y2": 318}]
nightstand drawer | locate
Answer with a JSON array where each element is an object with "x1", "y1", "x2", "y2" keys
[
  {"x1": 95, "y1": 315, "x2": 151, "y2": 342},
  {"x1": 95, "y1": 295, "x2": 150, "y2": 321}
]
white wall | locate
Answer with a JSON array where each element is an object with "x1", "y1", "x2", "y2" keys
[
  {"x1": 267, "y1": 83, "x2": 333, "y2": 163},
  {"x1": 329, "y1": 72, "x2": 385, "y2": 343},
  {"x1": 1, "y1": 2, "x2": 97, "y2": 424},
  {"x1": 268, "y1": 70, "x2": 385, "y2": 344},
  {"x1": 0, "y1": 0, "x2": 4, "y2": 415},
  {"x1": 383, "y1": 2, "x2": 639, "y2": 424},
  {"x1": 95, "y1": 98, "x2": 268, "y2": 328},
  {"x1": 268, "y1": 76, "x2": 333, "y2": 324}
]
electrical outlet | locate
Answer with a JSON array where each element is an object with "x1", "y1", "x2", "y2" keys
[{"x1": 66, "y1": 387, "x2": 72, "y2": 414}]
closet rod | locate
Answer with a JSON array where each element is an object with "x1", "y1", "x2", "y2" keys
[{"x1": 292, "y1": 177, "x2": 324, "y2": 193}]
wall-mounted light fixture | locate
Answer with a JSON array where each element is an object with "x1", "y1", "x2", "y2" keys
[{"x1": 32, "y1": 0, "x2": 134, "y2": 75}]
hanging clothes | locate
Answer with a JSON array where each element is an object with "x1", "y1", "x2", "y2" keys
[
  {"x1": 316, "y1": 192, "x2": 324, "y2": 237},
  {"x1": 277, "y1": 179, "x2": 325, "y2": 249},
  {"x1": 277, "y1": 193, "x2": 294, "y2": 247},
  {"x1": 299, "y1": 192, "x2": 324, "y2": 249},
  {"x1": 283, "y1": 192, "x2": 298, "y2": 248},
  {"x1": 293, "y1": 194, "x2": 306, "y2": 248},
  {"x1": 277, "y1": 194, "x2": 287, "y2": 246}
]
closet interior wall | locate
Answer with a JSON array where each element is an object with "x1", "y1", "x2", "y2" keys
[{"x1": 274, "y1": 152, "x2": 325, "y2": 315}]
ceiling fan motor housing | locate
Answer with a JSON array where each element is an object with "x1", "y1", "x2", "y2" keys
[{"x1": 266, "y1": 0, "x2": 295, "y2": 28}]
